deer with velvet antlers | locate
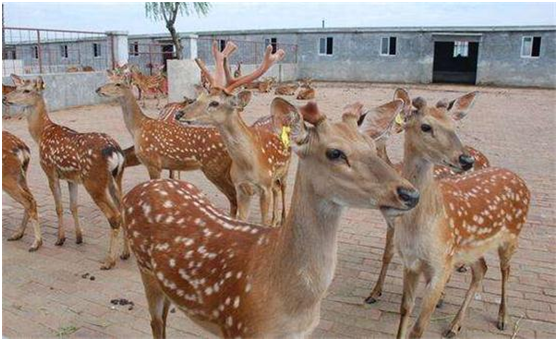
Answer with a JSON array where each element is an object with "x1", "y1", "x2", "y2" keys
[
  {"x1": 3, "y1": 75, "x2": 128, "y2": 270},
  {"x1": 387, "y1": 92, "x2": 530, "y2": 338},
  {"x1": 178, "y1": 42, "x2": 291, "y2": 226},
  {"x1": 122, "y1": 96, "x2": 420, "y2": 338},
  {"x1": 2, "y1": 131, "x2": 42, "y2": 251},
  {"x1": 363, "y1": 88, "x2": 491, "y2": 305}
]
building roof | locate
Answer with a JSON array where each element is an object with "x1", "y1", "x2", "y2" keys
[{"x1": 129, "y1": 25, "x2": 556, "y2": 39}]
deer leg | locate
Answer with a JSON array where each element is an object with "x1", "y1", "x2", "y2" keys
[
  {"x1": 236, "y1": 185, "x2": 252, "y2": 222},
  {"x1": 4, "y1": 178, "x2": 42, "y2": 251},
  {"x1": 280, "y1": 178, "x2": 287, "y2": 224},
  {"x1": 113, "y1": 169, "x2": 130, "y2": 261},
  {"x1": 408, "y1": 269, "x2": 451, "y2": 339},
  {"x1": 397, "y1": 269, "x2": 420, "y2": 339},
  {"x1": 147, "y1": 166, "x2": 162, "y2": 180},
  {"x1": 259, "y1": 187, "x2": 272, "y2": 226},
  {"x1": 270, "y1": 183, "x2": 280, "y2": 227},
  {"x1": 140, "y1": 270, "x2": 170, "y2": 339},
  {"x1": 497, "y1": 241, "x2": 517, "y2": 331},
  {"x1": 366, "y1": 223, "x2": 395, "y2": 304},
  {"x1": 84, "y1": 180, "x2": 122, "y2": 270},
  {"x1": 68, "y1": 182, "x2": 83, "y2": 244},
  {"x1": 48, "y1": 177, "x2": 66, "y2": 246},
  {"x1": 443, "y1": 258, "x2": 487, "y2": 338}
]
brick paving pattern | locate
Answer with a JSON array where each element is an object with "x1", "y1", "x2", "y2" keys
[{"x1": 3, "y1": 83, "x2": 555, "y2": 338}]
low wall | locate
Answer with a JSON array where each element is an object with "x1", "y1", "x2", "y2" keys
[
  {"x1": 2, "y1": 71, "x2": 111, "y2": 113},
  {"x1": 168, "y1": 60, "x2": 298, "y2": 102}
]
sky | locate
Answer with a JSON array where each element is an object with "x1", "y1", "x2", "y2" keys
[{"x1": 4, "y1": 2, "x2": 556, "y2": 34}]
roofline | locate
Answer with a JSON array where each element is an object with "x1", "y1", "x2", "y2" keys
[{"x1": 129, "y1": 25, "x2": 556, "y2": 39}]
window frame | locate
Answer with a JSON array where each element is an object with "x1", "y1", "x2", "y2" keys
[
  {"x1": 32, "y1": 45, "x2": 39, "y2": 59},
  {"x1": 93, "y1": 43, "x2": 102, "y2": 58},
  {"x1": 380, "y1": 36, "x2": 397, "y2": 56},
  {"x1": 264, "y1": 37, "x2": 278, "y2": 53},
  {"x1": 521, "y1": 36, "x2": 541, "y2": 58},
  {"x1": 318, "y1": 36, "x2": 333, "y2": 56},
  {"x1": 130, "y1": 41, "x2": 139, "y2": 56},
  {"x1": 60, "y1": 44, "x2": 69, "y2": 59},
  {"x1": 453, "y1": 41, "x2": 469, "y2": 58}
]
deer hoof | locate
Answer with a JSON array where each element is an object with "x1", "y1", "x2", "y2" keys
[
  {"x1": 7, "y1": 233, "x2": 24, "y2": 241},
  {"x1": 120, "y1": 252, "x2": 130, "y2": 260},
  {"x1": 436, "y1": 298, "x2": 444, "y2": 308},
  {"x1": 364, "y1": 292, "x2": 381, "y2": 304},
  {"x1": 100, "y1": 260, "x2": 116, "y2": 270},
  {"x1": 456, "y1": 265, "x2": 468, "y2": 273},
  {"x1": 76, "y1": 236, "x2": 83, "y2": 244},
  {"x1": 496, "y1": 321, "x2": 506, "y2": 331},
  {"x1": 28, "y1": 240, "x2": 42, "y2": 252},
  {"x1": 55, "y1": 237, "x2": 66, "y2": 246},
  {"x1": 442, "y1": 330, "x2": 457, "y2": 339}
]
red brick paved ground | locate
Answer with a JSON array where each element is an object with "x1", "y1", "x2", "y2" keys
[{"x1": 2, "y1": 83, "x2": 555, "y2": 338}]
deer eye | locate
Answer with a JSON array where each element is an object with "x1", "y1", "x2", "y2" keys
[
  {"x1": 326, "y1": 148, "x2": 346, "y2": 161},
  {"x1": 209, "y1": 101, "x2": 220, "y2": 108},
  {"x1": 23, "y1": 90, "x2": 30, "y2": 93},
  {"x1": 420, "y1": 124, "x2": 432, "y2": 132}
]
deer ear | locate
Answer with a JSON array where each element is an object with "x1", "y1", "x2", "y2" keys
[
  {"x1": 35, "y1": 76, "x2": 46, "y2": 91},
  {"x1": 236, "y1": 90, "x2": 252, "y2": 109},
  {"x1": 359, "y1": 99, "x2": 404, "y2": 141},
  {"x1": 193, "y1": 84, "x2": 207, "y2": 96},
  {"x1": 11, "y1": 74, "x2": 25, "y2": 87},
  {"x1": 448, "y1": 91, "x2": 478, "y2": 121}
]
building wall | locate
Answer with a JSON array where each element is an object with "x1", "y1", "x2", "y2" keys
[{"x1": 476, "y1": 30, "x2": 556, "y2": 87}]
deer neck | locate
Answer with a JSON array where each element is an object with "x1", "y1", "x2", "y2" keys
[
  {"x1": 117, "y1": 89, "x2": 148, "y2": 136},
  {"x1": 217, "y1": 113, "x2": 259, "y2": 170},
  {"x1": 400, "y1": 136, "x2": 444, "y2": 232},
  {"x1": 265, "y1": 163, "x2": 343, "y2": 309},
  {"x1": 26, "y1": 97, "x2": 53, "y2": 143}
]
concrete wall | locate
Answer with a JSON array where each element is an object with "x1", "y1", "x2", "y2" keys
[
  {"x1": 2, "y1": 71, "x2": 111, "y2": 112},
  {"x1": 476, "y1": 30, "x2": 556, "y2": 87},
  {"x1": 168, "y1": 60, "x2": 298, "y2": 102}
]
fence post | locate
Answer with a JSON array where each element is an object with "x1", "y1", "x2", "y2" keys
[
  {"x1": 105, "y1": 31, "x2": 129, "y2": 69},
  {"x1": 37, "y1": 30, "x2": 43, "y2": 74}
]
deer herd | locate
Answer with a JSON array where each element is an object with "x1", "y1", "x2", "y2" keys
[{"x1": 2, "y1": 41, "x2": 531, "y2": 339}]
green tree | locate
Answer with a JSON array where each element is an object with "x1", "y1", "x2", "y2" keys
[{"x1": 145, "y1": 2, "x2": 210, "y2": 59}]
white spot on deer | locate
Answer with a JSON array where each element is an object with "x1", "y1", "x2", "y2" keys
[
  {"x1": 227, "y1": 316, "x2": 233, "y2": 327},
  {"x1": 233, "y1": 296, "x2": 240, "y2": 308},
  {"x1": 245, "y1": 283, "x2": 252, "y2": 293}
]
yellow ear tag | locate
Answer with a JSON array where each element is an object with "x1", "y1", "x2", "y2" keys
[
  {"x1": 395, "y1": 112, "x2": 404, "y2": 126},
  {"x1": 280, "y1": 126, "x2": 291, "y2": 149}
]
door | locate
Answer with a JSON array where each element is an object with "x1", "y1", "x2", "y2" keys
[
  {"x1": 433, "y1": 41, "x2": 479, "y2": 84},
  {"x1": 161, "y1": 44, "x2": 176, "y2": 73}
]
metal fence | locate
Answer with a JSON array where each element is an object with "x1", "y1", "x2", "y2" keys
[
  {"x1": 128, "y1": 41, "x2": 175, "y2": 75},
  {"x1": 2, "y1": 26, "x2": 114, "y2": 76},
  {"x1": 196, "y1": 37, "x2": 298, "y2": 66}
]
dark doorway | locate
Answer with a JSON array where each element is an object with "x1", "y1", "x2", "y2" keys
[
  {"x1": 433, "y1": 41, "x2": 479, "y2": 84},
  {"x1": 161, "y1": 44, "x2": 176, "y2": 73}
]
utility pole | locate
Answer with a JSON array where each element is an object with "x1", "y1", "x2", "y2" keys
[{"x1": 322, "y1": 18, "x2": 325, "y2": 28}]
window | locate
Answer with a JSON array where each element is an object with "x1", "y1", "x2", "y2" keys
[
  {"x1": 60, "y1": 45, "x2": 69, "y2": 59},
  {"x1": 219, "y1": 39, "x2": 226, "y2": 52},
  {"x1": 381, "y1": 37, "x2": 397, "y2": 56},
  {"x1": 32, "y1": 45, "x2": 39, "y2": 59},
  {"x1": 264, "y1": 37, "x2": 277, "y2": 53},
  {"x1": 319, "y1": 37, "x2": 333, "y2": 55},
  {"x1": 521, "y1": 36, "x2": 541, "y2": 58},
  {"x1": 453, "y1": 41, "x2": 469, "y2": 57},
  {"x1": 130, "y1": 42, "x2": 139, "y2": 56},
  {"x1": 93, "y1": 43, "x2": 101, "y2": 58}
]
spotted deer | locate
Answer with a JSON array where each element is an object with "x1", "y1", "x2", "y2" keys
[
  {"x1": 4, "y1": 75, "x2": 128, "y2": 270},
  {"x1": 364, "y1": 88, "x2": 491, "y2": 305},
  {"x1": 2, "y1": 131, "x2": 42, "y2": 251},
  {"x1": 179, "y1": 42, "x2": 293, "y2": 226},
  {"x1": 388, "y1": 94, "x2": 530, "y2": 338},
  {"x1": 130, "y1": 64, "x2": 167, "y2": 108},
  {"x1": 122, "y1": 97, "x2": 420, "y2": 338},
  {"x1": 296, "y1": 78, "x2": 316, "y2": 100},
  {"x1": 274, "y1": 82, "x2": 299, "y2": 96}
]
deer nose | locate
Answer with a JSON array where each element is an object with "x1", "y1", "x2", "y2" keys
[
  {"x1": 95, "y1": 87, "x2": 101, "y2": 93},
  {"x1": 459, "y1": 154, "x2": 475, "y2": 171},
  {"x1": 397, "y1": 187, "x2": 420, "y2": 209}
]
